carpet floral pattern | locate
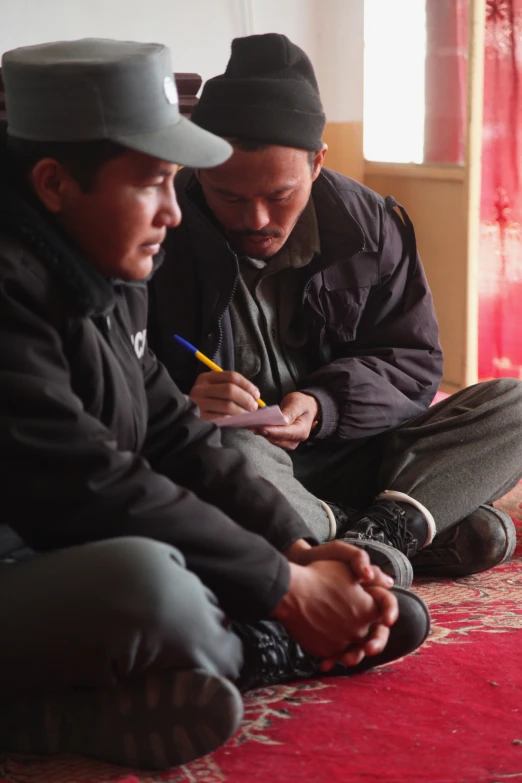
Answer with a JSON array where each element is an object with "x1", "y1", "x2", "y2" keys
[{"x1": 2, "y1": 485, "x2": 522, "y2": 783}]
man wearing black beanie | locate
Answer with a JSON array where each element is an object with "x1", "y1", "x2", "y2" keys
[
  {"x1": 149, "y1": 33, "x2": 522, "y2": 584},
  {"x1": 190, "y1": 33, "x2": 326, "y2": 153}
]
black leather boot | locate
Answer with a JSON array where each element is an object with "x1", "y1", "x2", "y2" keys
[
  {"x1": 234, "y1": 587, "x2": 430, "y2": 692},
  {"x1": 338, "y1": 499, "x2": 431, "y2": 558},
  {"x1": 327, "y1": 501, "x2": 414, "y2": 588},
  {"x1": 411, "y1": 504, "x2": 516, "y2": 577}
]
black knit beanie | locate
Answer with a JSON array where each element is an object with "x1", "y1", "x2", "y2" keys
[{"x1": 190, "y1": 33, "x2": 325, "y2": 151}]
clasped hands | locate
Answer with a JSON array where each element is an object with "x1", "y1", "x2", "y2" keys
[
  {"x1": 191, "y1": 370, "x2": 397, "y2": 667},
  {"x1": 275, "y1": 539, "x2": 397, "y2": 671},
  {"x1": 190, "y1": 369, "x2": 318, "y2": 449}
]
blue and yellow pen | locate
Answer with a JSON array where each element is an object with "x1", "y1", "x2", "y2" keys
[{"x1": 173, "y1": 334, "x2": 266, "y2": 408}]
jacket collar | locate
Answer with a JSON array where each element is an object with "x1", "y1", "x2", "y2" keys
[
  {"x1": 175, "y1": 168, "x2": 239, "y2": 324},
  {"x1": 312, "y1": 170, "x2": 366, "y2": 258}
]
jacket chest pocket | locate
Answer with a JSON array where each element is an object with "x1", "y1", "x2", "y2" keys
[
  {"x1": 320, "y1": 256, "x2": 378, "y2": 342},
  {"x1": 321, "y1": 285, "x2": 372, "y2": 341}
]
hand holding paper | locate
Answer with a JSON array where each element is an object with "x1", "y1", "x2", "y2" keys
[
  {"x1": 214, "y1": 405, "x2": 288, "y2": 428},
  {"x1": 257, "y1": 391, "x2": 320, "y2": 450}
]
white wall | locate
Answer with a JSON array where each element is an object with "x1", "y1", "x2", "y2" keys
[
  {"x1": 0, "y1": 0, "x2": 364, "y2": 122},
  {"x1": 315, "y1": 0, "x2": 364, "y2": 123},
  {"x1": 0, "y1": 0, "x2": 245, "y2": 85}
]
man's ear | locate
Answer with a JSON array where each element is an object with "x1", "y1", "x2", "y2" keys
[
  {"x1": 30, "y1": 158, "x2": 74, "y2": 213},
  {"x1": 312, "y1": 143, "x2": 328, "y2": 181}
]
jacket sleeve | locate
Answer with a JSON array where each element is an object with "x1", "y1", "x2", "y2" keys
[
  {"x1": 300, "y1": 198, "x2": 443, "y2": 441},
  {"x1": 0, "y1": 269, "x2": 295, "y2": 621}
]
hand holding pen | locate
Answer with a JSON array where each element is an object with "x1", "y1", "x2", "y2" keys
[
  {"x1": 174, "y1": 335, "x2": 266, "y2": 420},
  {"x1": 174, "y1": 335, "x2": 319, "y2": 443}
]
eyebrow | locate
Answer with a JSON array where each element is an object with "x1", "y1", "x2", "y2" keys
[
  {"x1": 213, "y1": 184, "x2": 297, "y2": 198},
  {"x1": 141, "y1": 164, "x2": 175, "y2": 179}
]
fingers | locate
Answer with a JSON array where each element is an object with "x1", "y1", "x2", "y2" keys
[
  {"x1": 302, "y1": 541, "x2": 394, "y2": 589},
  {"x1": 319, "y1": 645, "x2": 366, "y2": 671},
  {"x1": 360, "y1": 564, "x2": 396, "y2": 589},
  {"x1": 255, "y1": 392, "x2": 318, "y2": 448},
  {"x1": 261, "y1": 419, "x2": 312, "y2": 449},
  {"x1": 262, "y1": 434, "x2": 302, "y2": 451},
  {"x1": 279, "y1": 391, "x2": 319, "y2": 424},
  {"x1": 364, "y1": 585, "x2": 399, "y2": 627},
  {"x1": 317, "y1": 620, "x2": 391, "y2": 671},
  {"x1": 303, "y1": 540, "x2": 371, "y2": 576},
  {"x1": 361, "y1": 622, "x2": 390, "y2": 656},
  {"x1": 190, "y1": 371, "x2": 260, "y2": 418}
]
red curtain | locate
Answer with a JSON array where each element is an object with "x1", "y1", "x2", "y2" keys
[
  {"x1": 479, "y1": 0, "x2": 522, "y2": 379},
  {"x1": 424, "y1": 0, "x2": 468, "y2": 164}
]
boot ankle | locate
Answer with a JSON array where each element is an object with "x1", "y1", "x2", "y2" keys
[
  {"x1": 395, "y1": 502, "x2": 431, "y2": 551},
  {"x1": 232, "y1": 620, "x2": 318, "y2": 693},
  {"x1": 377, "y1": 490, "x2": 435, "y2": 546},
  {"x1": 347, "y1": 499, "x2": 429, "y2": 557}
]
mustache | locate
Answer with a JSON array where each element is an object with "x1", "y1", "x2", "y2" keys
[{"x1": 229, "y1": 228, "x2": 282, "y2": 238}]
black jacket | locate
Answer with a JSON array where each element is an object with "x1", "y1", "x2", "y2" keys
[
  {"x1": 149, "y1": 168, "x2": 443, "y2": 440},
  {"x1": 0, "y1": 128, "x2": 314, "y2": 621}
]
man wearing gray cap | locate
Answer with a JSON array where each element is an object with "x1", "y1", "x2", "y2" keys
[
  {"x1": 0, "y1": 38, "x2": 430, "y2": 771},
  {"x1": 149, "y1": 33, "x2": 522, "y2": 585}
]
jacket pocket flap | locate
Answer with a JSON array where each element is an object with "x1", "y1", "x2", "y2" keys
[{"x1": 323, "y1": 253, "x2": 379, "y2": 290}]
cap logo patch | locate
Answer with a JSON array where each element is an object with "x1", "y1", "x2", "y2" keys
[{"x1": 163, "y1": 76, "x2": 178, "y2": 105}]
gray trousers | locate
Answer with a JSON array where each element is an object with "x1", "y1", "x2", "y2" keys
[
  {"x1": 0, "y1": 537, "x2": 243, "y2": 695},
  {"x1": 221, "y1": 379, "x2": 522, "y2": 541}
]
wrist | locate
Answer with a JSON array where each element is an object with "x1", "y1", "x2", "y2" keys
[
  {"x1": 302, "y1": 392, "x2": 319, "y2": 421},
  {"x1": 283, "y1": 538, "x2": 313, "y2": 564},
  {"x1": 300, "y1": 392, "x2": 321, "y2": 432},
  {"x1": 272, "y1": 562, "x2": 305, "y2": 621}
]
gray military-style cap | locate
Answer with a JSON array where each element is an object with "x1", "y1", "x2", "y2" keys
[{"x1": 1, "y1": 38, "x2": 232, "y2": 168}]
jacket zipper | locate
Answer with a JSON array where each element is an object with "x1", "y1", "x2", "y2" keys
[
  {"x1": 210, "y1": 252, "x2": 240, "y2": 361},
  {"x1": 94, "y1": 306, "x2": 142, "y2": 450}
]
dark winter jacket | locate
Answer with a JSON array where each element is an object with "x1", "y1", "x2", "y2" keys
[
  {"x1": 0, "y1": 126, "x2": 313, "y2": 621},
  {"x1": 148, "y1": 167, "x2": 443, "y2": 441}
]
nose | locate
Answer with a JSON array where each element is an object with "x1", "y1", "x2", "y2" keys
[
  {"x1": 243, "y1": 200, "x2": 270, "y2": 232},
  {"x1": 154, "y1": 183, "x2": 182, "y2": 229}
]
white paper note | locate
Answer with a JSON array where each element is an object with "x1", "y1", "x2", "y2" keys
[{"x1": 214, "y1": 405, "x2": 287, "y2": 429}]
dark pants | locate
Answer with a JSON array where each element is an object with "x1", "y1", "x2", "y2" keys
[
  {"x1": 222, "y1": 379, "x2": 522, "y2": 540},
  {"x1": 0, "y1": 537, "x2": 243, "y2": 695}
]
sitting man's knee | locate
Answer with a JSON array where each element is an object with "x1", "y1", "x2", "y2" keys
[
  {"x1": 484, "y1": 377, "x2": 522, "y2": 398},
  {"x1": 87, "y1": 537, "x2": 207, "y2": 629},
  {"x1": 84, "y1": 537, "x2": 242, "y2": 680}
]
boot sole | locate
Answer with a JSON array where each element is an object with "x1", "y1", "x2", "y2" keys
[
  {"x1": 341, "y1": 537, "x2": 413, "y2": 588},
  {"x1": 69, "y1": 669, "x2": 244, "y2": 769},
  {"x1": 5, "y1": 670, "x2": 243, "y2": 771},
  {"x1": 488, "y1": 505, "x2": 517, "y2": 565}
]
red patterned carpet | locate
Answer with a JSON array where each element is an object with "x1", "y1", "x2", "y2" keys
[{"x1": 2, "y1": 485, "x2": 522, "y2": 783}]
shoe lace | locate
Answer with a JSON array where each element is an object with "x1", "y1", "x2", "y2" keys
[
  {"x1": 233, "y1": 621, "x2": 317, "y2": 692},
  {"x1": 351, "y1": 501, "x2": 418, "y2": 557}
]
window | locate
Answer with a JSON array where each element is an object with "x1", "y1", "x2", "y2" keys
[
  {"x1": 364, "y1": 0, "x2": 468, "y2": 165},
  {"x1": 364, "y1": 0, "x2": 427, "y2": 163}
]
